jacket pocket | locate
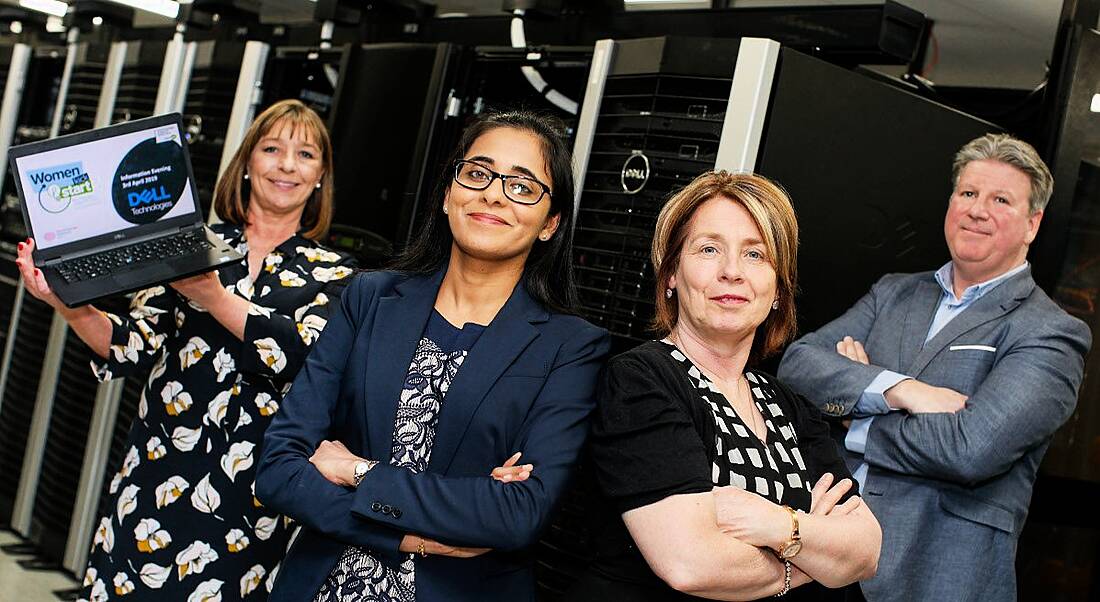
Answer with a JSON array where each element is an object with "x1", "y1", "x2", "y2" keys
[{"x1": 939, "y1": 490, "x2": 1016, "y2": 533}]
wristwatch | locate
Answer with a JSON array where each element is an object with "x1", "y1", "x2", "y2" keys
[
  {"x1": 775, "y1": 506, "x2": 802, "y2": 559},
  {"x1": 352, "y1": 460, "x2": 377, "y2": 487}
]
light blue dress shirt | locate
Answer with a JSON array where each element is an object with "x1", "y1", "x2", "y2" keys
[{"x1": 846, "y1": 261, "x2": 1029, "y2": 486}]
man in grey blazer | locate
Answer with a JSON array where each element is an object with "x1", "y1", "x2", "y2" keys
[{"x1": 778, "y1": 133, "x2": 1091, "y2": 601}]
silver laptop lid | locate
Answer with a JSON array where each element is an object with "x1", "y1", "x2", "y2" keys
[{"x1": 10, "y1": 113, "x2": 203, "y2": 261}]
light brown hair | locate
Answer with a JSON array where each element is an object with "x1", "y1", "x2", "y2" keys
[
  {"x1": 213, "y1": 99, "x2": 334, "y2": 241},
  {"x1": 651, "y1": 170, "x2": 799, "y2": 361}
]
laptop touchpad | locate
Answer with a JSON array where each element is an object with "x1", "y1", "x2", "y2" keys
[{"x1": 116, "y1": 264, "x2": 173, "y2": 287}]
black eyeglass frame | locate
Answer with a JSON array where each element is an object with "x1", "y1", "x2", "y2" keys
[{"x1": 452, "y1": 159, "x2": 552, "y2": 206}]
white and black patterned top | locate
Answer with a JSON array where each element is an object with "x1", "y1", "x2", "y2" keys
[
  {"x1": 667, "y1": 345, "x2": 812, "y2": 509},
  {"x1": 314, "y1": 311, "x2": 485, "y2": 602}
]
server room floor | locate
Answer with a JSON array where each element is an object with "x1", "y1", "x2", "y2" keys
[{"x1": 0, "y1": 530, "x2": 79, "y2": 601}]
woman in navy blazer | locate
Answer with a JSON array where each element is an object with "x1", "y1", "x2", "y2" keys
[{"x1": 256, "y1": 110, "x2": 610, "y2": 601}]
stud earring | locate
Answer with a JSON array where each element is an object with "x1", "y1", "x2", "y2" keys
[
  {"x1": 771, "y1": 300, "x2": 779, "y2": 310},
  {"x1": 243, "y1": 173, "x2": 249, "y2": 180},
  {"x1": 315, "y1": 182, "x2": 321, "y2": 189},
  {"x1": 443, "y1": 205, "x2": 448, "y2": 214},
  {"x1": 666, "y1": 288, "x2": 674, "y2": 299},
  {"x1": 539, "y1": 233, "x2": 549, "y2": 241}
]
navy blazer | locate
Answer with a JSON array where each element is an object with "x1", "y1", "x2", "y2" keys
[
  {"x1": 256, "y1": 270, "x2": 609, "y2": 601},
  {"x1": 779, "y1": 268, "x2": 1090, "y2": 601}
]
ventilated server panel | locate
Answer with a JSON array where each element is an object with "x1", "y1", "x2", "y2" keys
[
  {"x1": 572, "y1": 73, "x2": 730, "y2": 347},
  {"x1": 183, "y1": 41, "x2": 244, "y2": 213},
  {"x1": 59, "y1": 44, "x2": 109, "y2": 135}
]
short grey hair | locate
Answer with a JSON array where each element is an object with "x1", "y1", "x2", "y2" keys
[{"x1": 952, "y1": 133, "x2": 1053, "y2": 214}]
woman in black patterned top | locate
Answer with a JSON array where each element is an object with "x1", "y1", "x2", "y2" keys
[
  {"x1": 571, "y1": 171, "x2": 881, "y2": 601},
  {"x1": 15, "y1": 100, "x2": 355, "y2": 602}
]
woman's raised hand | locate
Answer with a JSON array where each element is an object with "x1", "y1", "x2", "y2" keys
[
  {"x1": 14, "y1": 238, "x2": 64, "y2": 310},
  {"x1": 490, "y1": 451, "x2": 533, "y2": 483}
]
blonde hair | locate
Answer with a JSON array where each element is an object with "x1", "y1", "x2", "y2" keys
[
  {"x1": 213, "y1": 99, "x2": 335, "y2": 241},
  {"x1": 651, "y1": 171, "x2": 800, "y2": 361}
]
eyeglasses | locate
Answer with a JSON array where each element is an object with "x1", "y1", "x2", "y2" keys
[{"x1": 453, "y1": 160, "x2": 552, "y2": 206}]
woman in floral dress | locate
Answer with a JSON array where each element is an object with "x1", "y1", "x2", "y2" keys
[{"x1": 15, "y1": 99, "x2": 356, "y2": 601}]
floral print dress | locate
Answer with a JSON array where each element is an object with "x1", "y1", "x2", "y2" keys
[{"x1": 77, "y1": 223, "x2": 356, "y2": 602}]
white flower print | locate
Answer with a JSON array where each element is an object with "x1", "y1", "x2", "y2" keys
[
  {"x1": 253, "y1": 392, "x2": 278, "y2": 417},
  {"x1": 296, "y1": 314, "x2": 327, "y2": 346},
  {"x1": 161, "y1": 381, "x2": 193, "y2": 416},
  {"x1": 155, "y1": 476, "x2": 189, "y2": 509},
  {"x1": 220, "y1": 441, "x2": 255, "y2": 483},
  {"x1": 131, "y1": 286, "x2": 166, "y2": 311},
  {"x1": 235, "y1": 407, "x2": 253, "y2": 432},
  {"x1": 191, "y1": 473, "x2": 221, "y2": 514},
  {"x1": 225, "y1": 528, "x2": 250, "y2": 553},
  {"x1": 212, "y1": 348, "x2": 235, "y2": 383},
  {"x1": 204, "y1": 389, "x2": 232, "y2": 427},
  {"x1": 253, "y1": 516, "x2": 277, "y2": 541},
  {"x1": 138, "y1": 563, "x2": 171, "y2": 589},
  {"x1": 175, "y1": 307, "x2": 186, "y2": 329},
  {"x1": 175, "y1": 541, "x2": 219, "y2": 580},
  {"x1": 187, "y1": 578, "x2": 224, "y2": 602},
  {"x1": 113, "y1": 572, "x2": 136, "y2": 596},
  {"x1": 310, "y1": 265, "x2": 354, "y2": 283},
  {"x1": 150, "y1": 354, "x2": 167, "y2": 382},
  {"x1": 296, "y1": 246, "x2": 341, "y2": 263},
  {"x1": 235, "y1": 275, "x2": 254, "y2": 299},
  {"x1": 293, "y1": 292, "x2": 329, "y2": 322},
  {"x1": 277, "y1": 269, "x2": 306, "y2": 287},
  {"x1": 120, "y1": 445, "x2": 140, "y2": 477},
  {"x1": 93, "y1": 516, "x2": 114, "y2": 553},
  {"x1": 251, "y1": 480, "x2": 262, "y2": 508},
  {"x1": 263, "y1": 253, "x2": 283, "y2": 273},
  {"x1": 146, "y1": 436, "x2": 166, "y2": 461},
  {"x1": 265, "y1": 564, "x2": 279, "y2": 593},
  {"x1": 83, "y1": 567, "x2": 97, "y2": 587},
  {"x1": 240, "y1": 564, "x2": 266, "y2": 597},
  {"x1": 117, "y1": 484, "x2": 139, "y2": 524},
  {"x1": 135, "y1": 518, "x2": 173, "y2": 553},
  {"x1": 247, "y1": 304, "x2": 274, "y2": 318},
  {"x1": 171, "y1": 425, "x2": 202, "y2": 452},
  {"x1": 136, "y1": 320, "x2": 166, "y2": 351},
  {"x1": 137, "y1": 388, "x2": 148, "y2": 421},
  {"x1": 89, "y1": 578, "x2": 108, "y2": 602},
  {"x1": 254, "y1": 338, "x2": 287, "y2": 373},
  {"x1": 109, "y1": 471, "x2": 122, "y2": 495},
  {"x1": 110, "y1": 331, "x2": 144, "y2": 364},
  {"x1": 259, "y1": 285, "x2": 272, "y2": 297},
  {"x1": 179, "y1": 337, "x2": 211, "y2": 370}
]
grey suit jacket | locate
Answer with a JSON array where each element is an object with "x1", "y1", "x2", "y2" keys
[{"x1": 777, "y1": 267, "x2": 1090, "y2": 602}]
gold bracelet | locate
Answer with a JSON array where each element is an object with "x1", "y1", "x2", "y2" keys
[
  {"x1": 774, "y1": 559, "x2": 791, "y2": 597},
  {"x1": 416, "y1": 538, "x2": 427, "y2": 558}
]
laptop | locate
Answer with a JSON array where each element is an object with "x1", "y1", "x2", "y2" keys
[{"x1": 10, "y1": 113, "x2": 243, "y2": 308}]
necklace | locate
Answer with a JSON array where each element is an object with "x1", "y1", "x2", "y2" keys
[{"x1": 667, "y1": 333, "x2": 765, "y2": 442}]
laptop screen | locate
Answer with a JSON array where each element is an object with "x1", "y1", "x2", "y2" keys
[{"x1": 15, "y1": 121, "x2": 197, "y2": 250}]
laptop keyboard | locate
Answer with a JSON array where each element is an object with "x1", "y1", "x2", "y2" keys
[{"x1": 56, "y1": 229, "x2": 213, "y2": 283}]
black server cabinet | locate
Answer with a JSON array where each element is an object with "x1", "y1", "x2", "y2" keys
[
  {"x1": 0, "y1": 46, "x2": 65, "y2": 247},
  {"x1": 184, "y1": 40, "x2": 246, "y2": 213},
  {"x1": 111, "y1": 40, "x2": 169, "y2": 125},
  {"x1": 58, "y1": 42, "x2": 110, "y2": 136}
]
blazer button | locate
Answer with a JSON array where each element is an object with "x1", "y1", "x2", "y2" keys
[
  {"x1": 382, "y1": 505, "x2": 393, "y2": 515},
  {"x1": 393, "y1": 508, "x2": 403, "y2": 519},
  {"x1": 371, "y1": 502, "x2": 381, "y2": 512}
]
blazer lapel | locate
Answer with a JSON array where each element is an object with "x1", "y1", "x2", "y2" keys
[
  {"x1": 427, "y1": 283, "x2": 547, "y2": 474},
  {"x1": 907, "y1": 269, "x2": 1034, "y2": 377},
  {"x1": 899, "y1": 277, "x2": 941, "y2": 372},
  {"x1": 363, "y1": 271, "x2": 444, "y2": 459}
]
